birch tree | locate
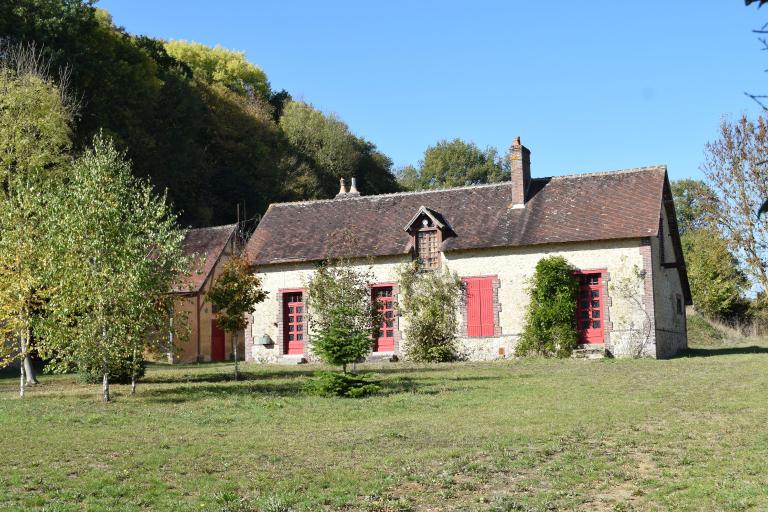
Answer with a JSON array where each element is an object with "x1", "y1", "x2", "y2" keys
[
  {"x1": 41, "y1": 135, "x2": 187, "y2": 402},
  {"x1": 702, "y1": 114, "x2": 768, "y2": 294},
  {"x1": 207, "y1": 256, "x2": 266, "y2": 380},
  {"x1": 0, "y1": 43, "x2": 74, "y2": 397}
]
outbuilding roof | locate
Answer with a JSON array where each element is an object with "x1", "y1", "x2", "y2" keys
[
  {"x1": 173, "y1": 224, "x2": 237, "y2": 294},
  {"x1": 245, "y1": 166, "x2": 668, "y2": 266}
]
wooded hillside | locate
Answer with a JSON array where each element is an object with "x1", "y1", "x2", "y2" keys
[{"x1": 0, "y1": 0, "x2": 400, "y2": 227}]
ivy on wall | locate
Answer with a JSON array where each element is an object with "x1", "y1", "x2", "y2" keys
[{"x1": 516, "y1": 256, "x2": 579, "y2": 358}]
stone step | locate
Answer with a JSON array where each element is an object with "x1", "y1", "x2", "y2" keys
[
  {"x1": 277, "y1": 355, "x2": 307, "y2": 365},
  {"x1": 572, "y1": 344, "x2": 606, "y2": 359}
]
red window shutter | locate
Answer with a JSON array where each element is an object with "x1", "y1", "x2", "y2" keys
[
  {"x1": 465, "y1": 279, "x2": 482, "y2": 337},
  {"x1": 479, "y1": 279, "x2": 494, "y2": 336},
  {"x1": 465, "y1": 277, "x2": 494, "y2": 337}
]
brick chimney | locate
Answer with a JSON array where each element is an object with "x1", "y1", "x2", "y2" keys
[{"x1": 509, "y1": 136, "x2": 531, "y2": 208}]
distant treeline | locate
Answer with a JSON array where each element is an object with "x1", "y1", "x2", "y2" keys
[{"x1": 0, "y1": 0, "x2": 400, "y2": 227}]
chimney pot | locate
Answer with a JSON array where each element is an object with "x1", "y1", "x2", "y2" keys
[
  {"x1": 348, "y1": 176, "x2": 360, "y2": 196},
  {"x1": 335, "y1": 177, "x2": 347, "y2": 198}
]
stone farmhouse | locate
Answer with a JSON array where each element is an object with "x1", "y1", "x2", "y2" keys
[
  {"x1": 169, "y1": 223, "x2": 240, "y2": 363},
  {"x1": 242, "y1": 138, "x2": 691, "y2": 362}
]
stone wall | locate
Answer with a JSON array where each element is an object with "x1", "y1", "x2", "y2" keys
[
  {"x1": 650, "y1": 205, "x2": 688, "y2": 358},
  {"x1": 247, "y1": 237, "x2": 679, "y2": 362}
]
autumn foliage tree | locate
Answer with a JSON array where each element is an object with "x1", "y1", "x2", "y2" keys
[
  {"x1": 0, "y1": 42, "x2": 75, "y2": 397},
  {"x1": 702, "y1": 114, "x2": 768, "y2": 295},
  {"x1": 207, "y1": 256, "x2": 267, "y2": 380}
]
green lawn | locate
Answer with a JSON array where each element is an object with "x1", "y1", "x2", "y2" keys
[{"x1": 2, "y1": 344, "x2": 768, "y2": 511}]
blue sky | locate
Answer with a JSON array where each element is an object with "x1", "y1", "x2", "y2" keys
[{"x1": 100, "y1": 1, "x2": 767, "y2": 181}]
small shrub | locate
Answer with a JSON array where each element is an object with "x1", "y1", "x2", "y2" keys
[
  {"x1": 516, "y1": 256, "x2": 579, "y2": 358},
  {"x1": 305, "y1": 371, "x2": 380, "y2": 398},
  {"x1": 77, "y1": 358, "x2": 146, "y2": 384}
]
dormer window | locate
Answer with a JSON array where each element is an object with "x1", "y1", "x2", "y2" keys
[
  {"x1": 417, "y1": 228, "x2": 440, "y2": 270},
  {"x1": 404, "y1": 205, "x2": 455, "y2": 271}
]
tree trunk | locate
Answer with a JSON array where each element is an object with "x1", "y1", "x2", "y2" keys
[
  {"x1": 233, "y1": 332, "x2": 239, "y2": 381},
  {"x1": 102, "y1": 358, "x2": 110, "y2": 403},
  {"x1": 19, "y1": 359, "x2": 25, "y2": 399},
  {"x1": 24, "y1": 355, "x2": 39, "y2": 385},
  {"x1": 131, "y1": 348, "x2": 137, "y2": 396},
  {"x1": 19, "y1": 332, "x2": 27, "y2": 398}
]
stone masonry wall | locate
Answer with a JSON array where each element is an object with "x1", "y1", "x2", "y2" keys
[{"x1": 247, "y1": 238, "x2": 670, "y2": 362}]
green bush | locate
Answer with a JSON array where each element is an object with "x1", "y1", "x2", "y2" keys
[
  {"x1": 78, "y1": 358, "x2": 146, "y2": 384},
  {"x1": 397, "y1": 263, "x2": 463, "y2": 362},
  {"x1": 305, "y1": 371, "x2": 380, "y2": 398},
  {"x1": 516, "y1": 256, "x2": 579, "y2": 358}
]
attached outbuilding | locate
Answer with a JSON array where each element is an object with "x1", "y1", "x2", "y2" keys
[
  {"x1": 169, "y1": 223, "x2": 242, "y2": 363},
  {"x1": 243, "y1": 139, "x2": 691, "y2": 362}
]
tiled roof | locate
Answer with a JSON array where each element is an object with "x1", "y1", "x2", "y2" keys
[
  {"x1": 245, "y1": 166, "x2": 667, "y2": 266},
  {"x1": 173, "y1": 224, "x2": 237, "y2": 294}
]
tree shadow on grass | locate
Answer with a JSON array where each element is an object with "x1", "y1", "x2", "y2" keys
[
  {"x1": 140, "y1": 372, "x2": 498, "y2": 403},
  {"x1": 142, "y1": 380, "x2": 308, "y2": 403},
  {"x1": 142, "y1": 369, "x2": 317, "y2": 384},
  {"x1": 143, "y1": 363, "x2": 470, "y2": 385},
  {"x1": 684, "y1": 345, "x2": 768, "y2": 357}
]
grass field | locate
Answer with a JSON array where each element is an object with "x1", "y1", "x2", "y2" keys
[{"x1": 2, "y1": 340, "x2": 768, "y2": 511}]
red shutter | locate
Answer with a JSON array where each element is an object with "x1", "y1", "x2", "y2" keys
[
  {"x1": 465, "y1": 279, "x2": 482, "y2": 337},
  {"x1": 464, "y1": 277, "x2": 494, "y2": 337},
  {"x1": 479, "y1": 279, "x2": 494, "y2": 336}
]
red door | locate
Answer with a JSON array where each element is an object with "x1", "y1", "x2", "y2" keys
[
  {"x1": 283, "y1": 293, "x2": 305, "y2": 355},
  {"x1": 211, "y1": 320, "x2": 226, "y2": 361},
  {"x1": 373, "y1": 286, "x2": 395, "y2": 352},
  {"x1": 576, "y1": 273, "x2": 604, "y2": 344}
]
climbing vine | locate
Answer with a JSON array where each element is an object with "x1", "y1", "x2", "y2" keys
[
  {"x1": 610, "y1": 263, "x2": 653, "y2": 358},
  {"x1": 516, "y1": 256, "x2": 579, "y2": 358}
]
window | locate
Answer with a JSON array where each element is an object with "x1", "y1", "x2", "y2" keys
[
  {"x1": 676, "y1": 294, "x2": 683, "y2": 315},
  {"x1": 464, "y1": 277, "x2": 495, "y2": 337},
  {"x1": 372, "y1": 286, "x2": 395, "y2": 352},
  {"x1": 417, "y1": 229, "x2": 440, "y2": 270}
]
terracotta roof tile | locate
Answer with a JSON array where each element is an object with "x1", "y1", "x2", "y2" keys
[
  {"x1": 173, "y1": 224, "x2": 237, "y2": 293},
  {"x1": 245, "y1": 166, "x2": 667, "y2": 266}
]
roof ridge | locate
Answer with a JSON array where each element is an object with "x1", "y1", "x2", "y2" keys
[
  {"x1": 269, "y1": 180, "x2": 513, "y2": 207},
  {"x1": 187, "y1": 223, "x2": 238, "y2": 233},
  {"x1": 547, "y1": 165, "x2": 667, "y2": 181},
  {"x1": 267, "y1": 165, "x2": 667, "y2": 208}
]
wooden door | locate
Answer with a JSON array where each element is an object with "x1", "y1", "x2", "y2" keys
[
  {"x1": 373, "y1": 286, "x2": 395, "y2": 352},
  {"x1": 464, "y1": 277, "x2": 495, "y2": 337},
  {"x1": 576, "y1": 273, "x2": 604, "y2": 344},
  {"x1": 211, "y1": 320, "x2": 226, "y2": 361},
  {"x1": 283, "y1": 293, "x2": 305, "y2": 355}
]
